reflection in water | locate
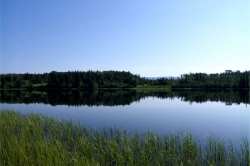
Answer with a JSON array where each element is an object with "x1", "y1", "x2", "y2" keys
[
  {"x1": 0, "y1": 90, "x2": 249, "y2": 144},
  {"x1": 0, "y1": 90, "x2": 249, "y2": 106}
]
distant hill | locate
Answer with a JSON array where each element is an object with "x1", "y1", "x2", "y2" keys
[{"x1": 145, "y1": 77, "x2": 178, "y2": 80}]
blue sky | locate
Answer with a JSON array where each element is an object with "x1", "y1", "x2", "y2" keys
[{"x1": 1, "y1": 0, "x2": 249, "y2": 76}]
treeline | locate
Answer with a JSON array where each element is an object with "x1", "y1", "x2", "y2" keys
[
  {"x1": 0, "y1": 71, "x2": 143, "y2": 89},
  {"x1": 151, "y1": 70, "x2": 249, "y2": 88},
  {"x1": 0, "y1": 70, "x2": 249, "y2": 89},
  {"x1": 1, "y1": 90, "x2": 249, "y2": 106},
  {"x1": 171, "y1": 70, "x2": 250, "y2": 88}
]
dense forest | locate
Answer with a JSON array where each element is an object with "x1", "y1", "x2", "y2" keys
[
  {"x1": 1, "y1": 90, "x2": 249, "y2": 106},
  {"x1": 0, "y1": 70, "x2": 249, "y2": 89},
  {"x1": 0, "y1": 71, "x2": 141, "y2": 89}
]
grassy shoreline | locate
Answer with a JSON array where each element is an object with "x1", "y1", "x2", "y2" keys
[{"x1": 0, "y1": 110, "x2": 249, "y2": 165}]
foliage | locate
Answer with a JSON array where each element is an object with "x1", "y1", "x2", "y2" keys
[
  {"x1": 0, "y1": 70, "x2": 249, "y2": 89},
  {"x1": 172, "y1": 70, "x2": 250, "y2": 88},
  {"x1": 0, "y1": 71, "x2": 142, "y2": 89},
  {"x1": 0, "y1": 111, "x2": 249, "y2": 166}
]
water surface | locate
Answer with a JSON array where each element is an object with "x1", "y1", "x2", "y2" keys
[{"x1": 1, "y1": 90, "x2": 249, "y2": 142}]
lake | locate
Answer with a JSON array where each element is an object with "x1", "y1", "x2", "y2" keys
[{"x1": 0, "y1": 89, "x2": 249, "y2": 143}]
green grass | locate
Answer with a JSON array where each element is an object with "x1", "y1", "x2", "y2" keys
[
  {"x1": 131, "y1": 85, "x2": 171, "y2": 92},
  {"x1": 32, "y1": 83, "x2": 48, "y2": 87},
  {"x1": 0, "y1": 110, "x2": 249, "y2": 166}
]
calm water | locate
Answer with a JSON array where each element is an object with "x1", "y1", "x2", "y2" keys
[{"x1": 1, "y1": 90, "x2": 249, "y2": 142}]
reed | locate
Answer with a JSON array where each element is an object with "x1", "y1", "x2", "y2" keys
[{"x1": 0, "y1": 110, "x2": 249, "y2": 166}]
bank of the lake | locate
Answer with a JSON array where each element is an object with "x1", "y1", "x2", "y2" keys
[
  {"x1": 2, "y1": 87, "x2": 249, "y2": 93},
  {"x1": 1, "y1": 110, "x2": 249, "y2": 166},
  {"x1": 1, "y1": 70, "x2": 249, "y2": 90},
  {"x1": 0, "y1": 84, "x2": 172, "y2": 91}
]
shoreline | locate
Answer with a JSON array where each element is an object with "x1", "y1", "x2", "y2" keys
[{"x1": 0, "y1": 87, "x2": 249, "y2": 91}]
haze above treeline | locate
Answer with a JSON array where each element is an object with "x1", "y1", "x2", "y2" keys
[{"x1": 0, "y1": 70, "x2": 249, "y2": 89}]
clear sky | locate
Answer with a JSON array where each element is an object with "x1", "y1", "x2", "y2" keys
[{"x1": 1, "y1": 0, "x2": 249, "y2": 77}]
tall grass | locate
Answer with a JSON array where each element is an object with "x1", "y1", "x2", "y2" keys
[{"x1": 0, "y1": 110, "x2": 249, "y2": 166}]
